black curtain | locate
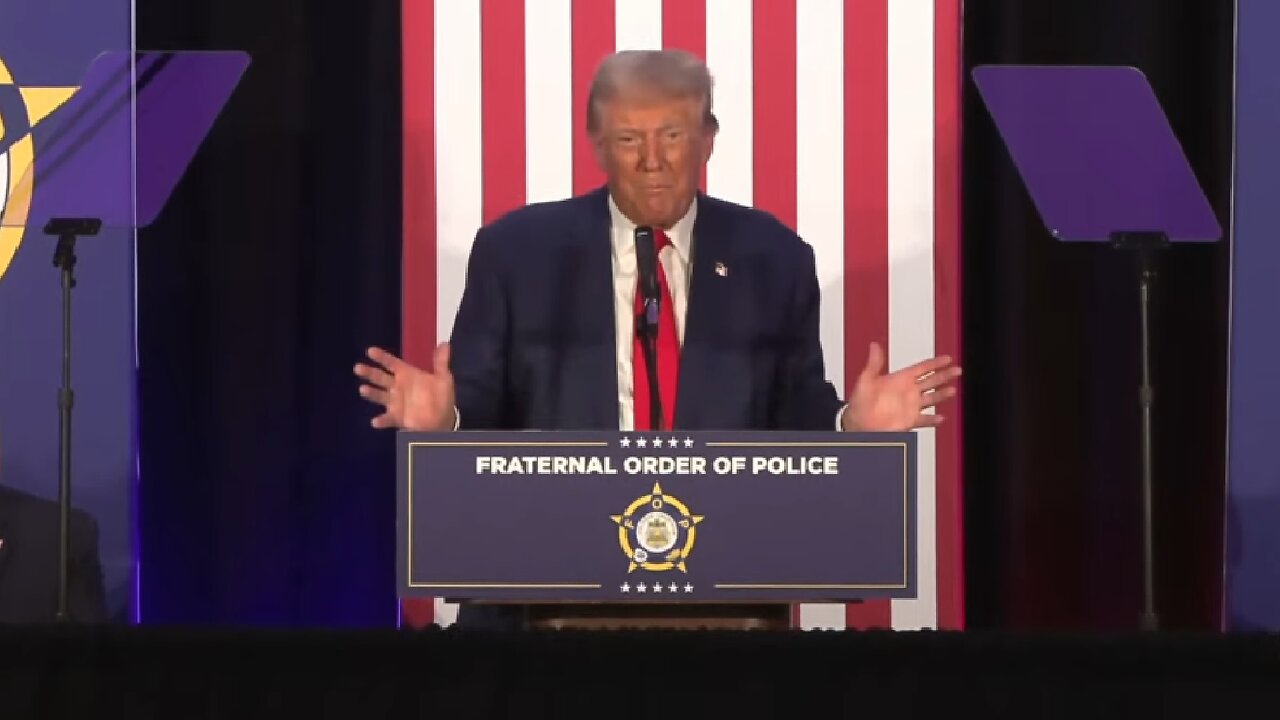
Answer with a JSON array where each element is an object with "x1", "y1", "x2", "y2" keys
[
  {"x1": 962, "y1": 0, "x2": 1235, "y2": 630},
  {"x1": 135, "y1": 0, "x2": 402, "y2": 624}
]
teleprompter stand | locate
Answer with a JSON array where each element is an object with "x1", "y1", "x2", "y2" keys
[
  {"x1": 1109, "y1": 229, "x2": 1168, "y2": 631},
  {"x1": 3, "y1": 50, "x2": 249, "y2": 621},
  {"x1": 46, "y1": 217, "x2": 100, "y2": 621},
  {"x1": 973, "y1": 65, "x2": 1222, "y2": 631}
]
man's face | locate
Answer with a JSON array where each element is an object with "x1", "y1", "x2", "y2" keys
[{"x1": 592, "y1": 91, "x2": 714, "y2": 229}]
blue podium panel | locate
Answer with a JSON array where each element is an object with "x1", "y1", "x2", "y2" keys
[{"x1": 398, "y1": 431, "x2": 917, "y2": 603}]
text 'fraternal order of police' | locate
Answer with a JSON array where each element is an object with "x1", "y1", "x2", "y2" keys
[{"x1": 474, "y1": 455, "x2": 839, "y2": 476}]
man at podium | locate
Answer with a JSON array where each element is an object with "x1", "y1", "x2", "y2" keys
[{"x1": 355, "y1": 50, "x2": 960, "y2": 627}]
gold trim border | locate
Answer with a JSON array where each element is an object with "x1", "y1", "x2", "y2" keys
[
  {"x1": 714, "y1": 584, "x2": 906, "y2": 590},
  {"x1": 407, "y1": 583, "x2": 602, "y2": 589}
]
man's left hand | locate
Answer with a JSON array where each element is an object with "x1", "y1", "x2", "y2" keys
[{"x1": 841, "y1": 342, "x2": 961, "y2": 432}]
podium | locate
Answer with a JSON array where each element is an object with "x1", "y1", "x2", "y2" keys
[
  {"x1": 398, "y1": 430, "x2": 918, "y2": 630},
  {"x1": 2, "y1": 50, "x2": 249, "y2": 620},
  {"x1": 971, "y1": 65, "x2": 1222, "y2": 630}
]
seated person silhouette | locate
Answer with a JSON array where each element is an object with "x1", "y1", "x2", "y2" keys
[{"x1": 0, "y1": 437, "x2": 107, "y2": 623}]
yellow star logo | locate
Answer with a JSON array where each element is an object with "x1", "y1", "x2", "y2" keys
[{"x1": 1, "y1": 53, "x2": 79, "y2": 282}]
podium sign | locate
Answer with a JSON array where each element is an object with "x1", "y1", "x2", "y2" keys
[{"x1": 398, "y1": 431, "x2": 917, "y2": 603}]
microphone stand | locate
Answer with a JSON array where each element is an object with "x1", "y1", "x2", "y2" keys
[
  {"x1": 637, "y1": 299, "x2": 664, "y2": 431},
  {"x1": 633, "y1": 226, "x2": 664, "y2": 432}
]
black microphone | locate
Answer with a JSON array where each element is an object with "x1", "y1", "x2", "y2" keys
[
  {"x1": 633, "y1": 226, "x2": 664, "y2": 430},
  {"x1": 634, "y1": 226, "x2": 660, "y2": 324}
]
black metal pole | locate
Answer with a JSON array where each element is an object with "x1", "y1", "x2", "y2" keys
[
  {"x1": 1137, "y1": 253, "x2": 1158, "y2": 632},
  {"x1": 45, "y1": 217, "x2": 99, "y2": 623},
  {"x1": 53, "y1": 231, "x2": 76, "y2": 623},
  {"x1": 637, "y1": 307, "x2": 663, "y2": 431},
  {"x1": 1109, "y1": 230, "x2": 1166, "y2": 632}
]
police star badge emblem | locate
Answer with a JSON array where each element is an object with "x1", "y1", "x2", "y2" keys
[{"x1": 610, "y1": 481, "x2": 703, "y2": 573}]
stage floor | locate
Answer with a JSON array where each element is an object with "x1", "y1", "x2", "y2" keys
[{"x1": 2, "y1": 626, "x2": 1277, "y2": 717}]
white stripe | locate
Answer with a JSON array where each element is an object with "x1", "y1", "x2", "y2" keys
[
  {"x1": 525, "y1": 0, "x2": 573, "y2": 204},
  {"x1": 432, "y1": 596, "x2": 458, "y2": 628},
  {"x1": 0, "y1": 151, "x2": 14, "y2": 276},
  {"x1": 704, "y1": 0, "x2": 752, "y2": 205},
  {"x1": 435, "y1": 0, "x2": 483, "y2": 344},
  {"x1": 0, "y1": 151, "x2": 9, "y2": 217},
  {"x1": 615, "y1": 0, "x2": 663, "y2": 51},
  {"x1": 796, "y1": 0, "x2": 847, "y2": 632},
  {"x1": 887, "y1": 0, "x2": 937, "y2": 631},
  {"x1": 434, "y1": 0, "x2": 483, "y2": 628}
]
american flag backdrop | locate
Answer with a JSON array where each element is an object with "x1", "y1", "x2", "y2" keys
[{"x1": 401, "y1": 0, "x2": 964, "y2": 631}]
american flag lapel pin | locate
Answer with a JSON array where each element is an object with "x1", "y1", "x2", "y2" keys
[{"x1": 714, "y1": 262, "x2": 728, "y2": 277}]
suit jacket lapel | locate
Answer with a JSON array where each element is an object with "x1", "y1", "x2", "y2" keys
[
  {"x1": 571, "y1": 188, "x2": 621, "y2": 429},
  {"x1": 676, "y1": 194, "x2": 733, "y2": 428}
]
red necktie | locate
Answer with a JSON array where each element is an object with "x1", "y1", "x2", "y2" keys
[{"x1": 633, "y1": 229, "x2": 680, "y2": 430}]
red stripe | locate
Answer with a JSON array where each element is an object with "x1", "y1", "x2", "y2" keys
[
  {"x1": 933, "y1": 0, "x2": 964, "y2": 631},
  {"x1": 662, "y1": 0, "x2": 707, "y2": 190},
  {"x1": 752, "y1": 0, "x2": 797, "y2": 230},
  {"x1": 843, "y1": 0, "x2": 892, "y2": 631},
  {"x1": 483, "y1": 0, "x2": 527, "y2": 222},
  {"x1": 662, "y1": 0, "x2": 705, "y2": 57},
  {"x1": 401, "y1": 0, "x2": 436, "y2": 629},
  {"x1": 750, "y1": 0, "x2": 798, "y2": 627},
  {"x1": 572, "y1": 0, "x2": 614, "y2": 195}
]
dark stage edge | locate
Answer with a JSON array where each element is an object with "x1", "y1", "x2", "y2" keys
[{"x1": 1, "y1": 626, "x2": 1278, "y2": 717}]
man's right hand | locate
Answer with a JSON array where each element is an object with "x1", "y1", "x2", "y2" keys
[{"x1": 354, "y1": 343, "x2": 457, "y2": 431}]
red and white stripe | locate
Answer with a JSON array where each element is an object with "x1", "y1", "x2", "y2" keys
[{"x1": 402, "y1": 0, "x2": 964, "y2": 631}]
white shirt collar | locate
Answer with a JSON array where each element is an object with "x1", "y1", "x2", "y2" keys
[{"x1": 608, "y1": 193, "x2": 697, "y2": 265}]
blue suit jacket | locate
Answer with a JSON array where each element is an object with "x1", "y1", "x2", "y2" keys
[{"x1": 448, "y1": 187, "x2": 843, "y2": 432}]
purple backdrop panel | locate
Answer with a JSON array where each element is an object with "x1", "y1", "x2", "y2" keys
[
  {"x1": 1224, "y1": 0, "x2": 1280, "y2": 631},
  {"x1": 0, "y1": 0, "x2": 134, "y2": 621},
  {"x1": 4, "y1": 50, "x2": 249, "y2": 229},
  {"x1": 972, "y1": 65, "x2": 1220, "y2": 243},
  {"x1": 398, "y1": 431, "x2": 917, "y2": 603}
]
